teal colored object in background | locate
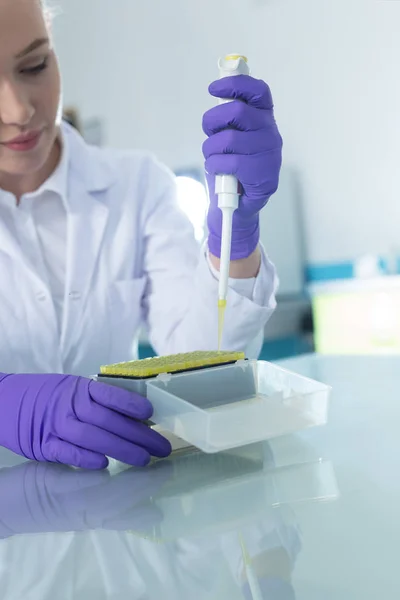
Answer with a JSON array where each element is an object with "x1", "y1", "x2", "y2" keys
[
  {"x1": 138, "y1": 336, "x2": 313, "y2": 362},
  {"x1": 306, "y1": 256, "x2": 399, "y2": 283},
  {"x1": 306, "y1": 262, "x2": 354, "y2": 282}
]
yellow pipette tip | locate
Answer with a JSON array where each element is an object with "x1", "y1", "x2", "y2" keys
[
  {"x1": 217, "y1": 300, "x2": 227, "y2": 351},
  {"x1": 225, "y1": 54, "x2": 248, "y2": 63}
]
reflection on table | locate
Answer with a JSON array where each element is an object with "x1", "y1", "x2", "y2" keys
[{"x1": 0, "y1": 438, "x2": 337, "y2": 600}]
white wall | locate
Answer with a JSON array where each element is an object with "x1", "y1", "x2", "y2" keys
[{"x1": 53, "y1": 0, "x2": 400, "y2": 267}]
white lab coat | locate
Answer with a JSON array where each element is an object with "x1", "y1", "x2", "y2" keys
[{"x1": 0, "y1": 123, "x2": 277, "y2": 376}]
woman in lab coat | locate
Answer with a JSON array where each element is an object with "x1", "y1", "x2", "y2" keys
[{"x1": 0, "y1": 0, "x2": 282, "y2": 469}]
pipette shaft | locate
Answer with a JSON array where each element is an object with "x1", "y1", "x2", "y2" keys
[{"x1": 216, "y1": 55, "x2": 250, "y2": 350}]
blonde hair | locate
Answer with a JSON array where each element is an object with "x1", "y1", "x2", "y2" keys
[{"x1": 40, "y1": 0, "x2": 59, "y2": 21}]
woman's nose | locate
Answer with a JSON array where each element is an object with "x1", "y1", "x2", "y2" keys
[{"x1": 0, "y1": 80, "x2": 34, "y2": 127}]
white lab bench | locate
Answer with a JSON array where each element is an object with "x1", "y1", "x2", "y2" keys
[{"x1": 0, "y1": 354, "x2": 399, "y2": 599}]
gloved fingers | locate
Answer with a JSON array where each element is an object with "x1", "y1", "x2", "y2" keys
[
  {"x1": 205, "y1": 149, "x2": 282, "y2": 192},
  {"x1": 206, "y1": 207, "x2": 258, "y2": 233},
  {"x1": 208, "y1": 75, "x2": 274, "y2": 110},
  {"x1": 88, "y1": 380, "x2": 153, "y2": 421},
  {"x1": 202, "y1": 129, "x2": 281, "y2": 160},
  {"x1": 62, "y1": 420, "x2": 152, "y2": 467},
  {"x1": 203, "y1": 101, "x2": 274, "y2": 136},
  {"x1": 45, "y1": 438, "x2": 109, "y2": 470},
  {"x1": 76, "y1": 400, "x2": 172, "y2": 458}
]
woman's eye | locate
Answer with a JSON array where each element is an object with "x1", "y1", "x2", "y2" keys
[{"x1": 20, "y1": 58, "x2": 48, "y2": 75}]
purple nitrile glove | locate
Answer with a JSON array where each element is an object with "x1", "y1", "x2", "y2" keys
[
  {"x1": 0, "y1": 373, "x2": 172, "y2": 470},
  {"x1": 202, "y1": 75, "x2": 283, "y2": 260}
]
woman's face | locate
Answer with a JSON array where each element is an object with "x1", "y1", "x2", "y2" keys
[{"x1": 0, "y1": 0, "x2": 61, "y2": 182}]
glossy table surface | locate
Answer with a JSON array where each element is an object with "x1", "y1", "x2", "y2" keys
[{"x1": 0, "y1": 354, "x2": 399, "y2": 599}]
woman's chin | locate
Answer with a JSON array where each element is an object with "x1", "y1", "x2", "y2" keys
[{"x1": 0, "y1": 130, "x2": 60, "y2": 180}]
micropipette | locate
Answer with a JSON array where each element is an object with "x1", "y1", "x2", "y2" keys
[{"x1": 216, "y1": 54, "x2": 250, "y2": 350}]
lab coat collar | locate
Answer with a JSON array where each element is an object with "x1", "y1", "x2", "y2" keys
[
  {"x1": 61, "y1": 121, "x2": 117, "y2": 196},
  {"x1": 29, "y1": 123, "x2": 70, "y2": 202}
]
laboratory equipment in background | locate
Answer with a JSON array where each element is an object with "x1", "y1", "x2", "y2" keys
[
  {"x1": 308, "y1": 252, "x2": 400, "y2": 354},
  {"x1": 310, "y1": 277, "x2": 400, "y2": 354},
  {"x1": 63, "y1": 106, "x2": 104, "y2": 146},
  {"x1": 63, "y1": 107, "x2": 82, "y2": 133}
]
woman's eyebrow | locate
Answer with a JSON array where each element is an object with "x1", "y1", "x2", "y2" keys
[{"x1": 15, "y1": 37, "x2": 49, "y2": 59}]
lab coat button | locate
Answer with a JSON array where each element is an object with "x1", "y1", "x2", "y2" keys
[
  {"x1": 69, "y1": 291, "x2": 81, "y2": 301},
  {"x1": 36, "y1": 292, "x2": 47, "y2": 302}
]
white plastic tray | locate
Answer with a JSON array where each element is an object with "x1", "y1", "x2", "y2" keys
[{"x1": 145, "y1": 359, "x2": 331, "y2": 453}]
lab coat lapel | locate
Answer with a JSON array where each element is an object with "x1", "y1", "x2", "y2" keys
[
  {"x1": 61, "y1": 184, "x2": 109, "y2": 356},
  {"x1": 0, "y1": 215, "x2": 44, "y2": 288},
  {"x1": 60, "y1": 127, "x2": 116, "y2": 358},
  {"x1": 0, "y1": 217, "x2": 24, "y2": 263}
]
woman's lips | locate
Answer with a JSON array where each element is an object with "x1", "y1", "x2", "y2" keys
[{"x1": 1, "y1": 130, "x2": 43, "y2": 152}]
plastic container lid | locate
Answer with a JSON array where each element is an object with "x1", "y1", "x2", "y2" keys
[{"x1": 146, "y1": 359, "x2": 331, "y2": 454}]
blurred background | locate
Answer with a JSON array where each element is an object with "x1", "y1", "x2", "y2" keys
[{"x1": 53, "y1": 0, "x2": 400, "y2": 360}]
